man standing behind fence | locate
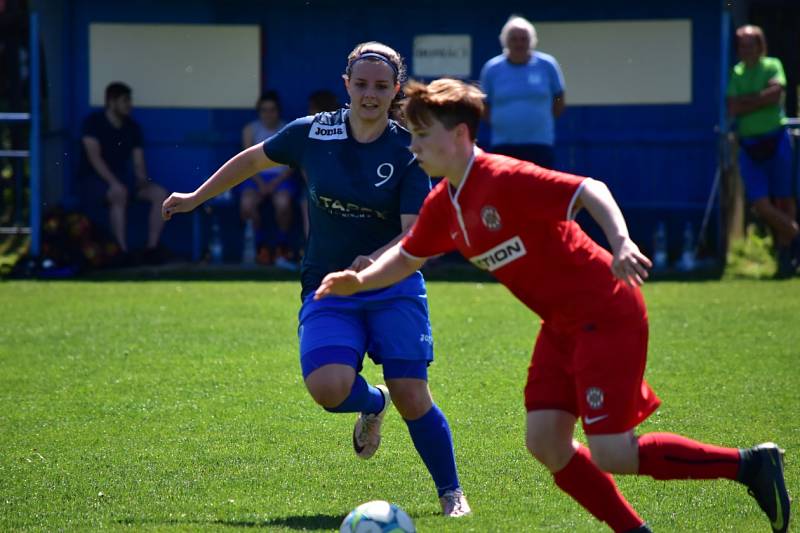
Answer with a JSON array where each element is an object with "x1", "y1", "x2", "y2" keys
[{"x1": 727, "y1": 25, "x2": 799, "y2": 278}]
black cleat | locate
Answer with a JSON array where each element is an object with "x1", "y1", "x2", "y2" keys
[
  {"x1": 739, "y1": 443, "x2": 791, "y2": 533},
  {"x1": 624, "y1": 524, "x2": 653, "y2": 533}
]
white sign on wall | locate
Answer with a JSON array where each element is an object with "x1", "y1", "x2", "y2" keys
[
  {"x1": 90, "y1": 23, "x2": 260, "y2": 108},
  {"x1": 413, "y1": 35, "x2": 472, "y2": 78}
]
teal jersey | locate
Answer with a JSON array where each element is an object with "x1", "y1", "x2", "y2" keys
[{"x1": 263, "y1": 109, "x2": 431, "y2": 298}]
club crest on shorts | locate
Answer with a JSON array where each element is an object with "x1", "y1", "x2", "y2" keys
[
  {"x1": 586, "y1": 387, "x2": 604, "y2": 410},
  {"x1": 481, "y1": 205, "x2": 502, "y2": 231}
]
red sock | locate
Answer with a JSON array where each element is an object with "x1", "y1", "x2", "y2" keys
[
  {"x1": 638, "y1": 432, "x2": 740, "y2": 480},
  {"x1": 553, "y1": 446, "x2": 643, "y2": 533}
]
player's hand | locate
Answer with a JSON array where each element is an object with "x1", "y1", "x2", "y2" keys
[
  {"x1": 162, "y1": 192, "x2": 199, "y2": 220},
  {"x1": 315, "y1": 270, "x2": 362, "y2": 300},
  {"x1": 347, "y1": 255, "x2": 374, "y2": 272},
  {"x1": 611, "y1": 237, "x2": 652, "y2": 287}
]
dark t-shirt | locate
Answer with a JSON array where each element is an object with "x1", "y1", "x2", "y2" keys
[
  {"x1": 263, "y1": 108, "x2": 431, "y2": 298},
  {"x1": 79, "y1": 110, "x2": 143, "y2": 183}
]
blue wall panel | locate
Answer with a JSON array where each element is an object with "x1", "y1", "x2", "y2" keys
[{"x1": 55, "y1": 0, "x2": 725, "y2": 259}]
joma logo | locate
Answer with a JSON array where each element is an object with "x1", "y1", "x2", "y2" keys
[
  {"x1": 469, "y1": 236, "x2": 527, "y2": 272},
  {"x1": 309, "y1": 124, "x2": 347, "y2": 140}
]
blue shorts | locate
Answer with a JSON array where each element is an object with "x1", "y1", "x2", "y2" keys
[
  {"x1": 739, "y1": 128, "x2": 796, "y2": 202},
  {"x1": 298, "y1": 273, "x2": 433, "y2": 380}
]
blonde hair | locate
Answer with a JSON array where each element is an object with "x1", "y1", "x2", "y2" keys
[
  {"x1": 736, "y1": 25, "x2": 767, "y2": 57},
  {"x1": 403, "y1": 79, "x2": 485, "y2": 141},
  {"x1": 500, "y1": 15, "x2": 538, "y2": 52}
]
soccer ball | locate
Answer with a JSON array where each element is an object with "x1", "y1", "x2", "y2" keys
[{"x1": 339, "y1": 500, "x2": 416, "y2": 533}]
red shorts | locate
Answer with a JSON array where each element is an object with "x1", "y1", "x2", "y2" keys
[{"x1": 524, "y1": 314, "x2": 661, "y2": 435}]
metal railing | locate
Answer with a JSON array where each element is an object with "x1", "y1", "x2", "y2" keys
[{"x1": 0, "y1": 13, "x2": 40, "y2": 254}]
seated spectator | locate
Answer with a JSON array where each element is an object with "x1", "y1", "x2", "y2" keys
[
  {"x1": 238, "y1": 91, "x2": 298, "y2": 268},
  {"x1": 79, "y1": 82, "x2": 167, "y2": 263}
]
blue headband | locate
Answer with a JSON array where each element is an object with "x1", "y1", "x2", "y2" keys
[{"x1": 347, "y1": 52, "x2": 398, "y2": 78}]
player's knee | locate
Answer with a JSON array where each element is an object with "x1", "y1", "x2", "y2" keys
[
  {"x1": 587, "y1": 440, "x2": 638, "y2": 474},
  {"x1": 387, "y1": 381, "x2": 431, "y2": 420},
  {"x1": 525, "y1": 431, "x2": 566, "y2": 471},
  {"x1": 305, "y1": 373, "x2": 353, "y2": 408}
]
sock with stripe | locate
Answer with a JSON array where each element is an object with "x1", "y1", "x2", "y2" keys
[{"x1": 637, "y1": 432, "x2": 740, "y2": 480}]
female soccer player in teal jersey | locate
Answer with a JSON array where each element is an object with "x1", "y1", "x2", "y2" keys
[{"x1": 162, "y1": 42, "x2": 470, "y2": 517}]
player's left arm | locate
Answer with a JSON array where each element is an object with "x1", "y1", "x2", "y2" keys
[
  {"x1": 348, "y1": 214, "x2": 417, "y2": 272},
  {"x1": 573, "y1": 179, "x2": 652, "y2": 286},
  {"x1": 316, "y1": 242, "x2": 426, "y2": 300}
]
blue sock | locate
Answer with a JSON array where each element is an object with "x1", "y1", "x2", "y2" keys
[
  {"x1": 405, "y1": 404, "x2": 460, "y2": 496},
  {"x1": 324, "y1": 374, "x2": 385, "y2": 414}
]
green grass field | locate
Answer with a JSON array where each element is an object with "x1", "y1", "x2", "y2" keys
[{"x1": 2, "y1": 279, "x2": 798, "y2": 532}]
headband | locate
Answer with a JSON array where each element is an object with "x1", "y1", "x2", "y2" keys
[{"x1": 347, "y1": 52, "x2": 398, "y2": 78}]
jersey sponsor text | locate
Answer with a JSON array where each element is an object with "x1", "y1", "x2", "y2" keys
[{"x1": 469, "y1": 236, "x2": 527, "y2": 271}]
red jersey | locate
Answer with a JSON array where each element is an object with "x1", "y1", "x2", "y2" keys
[{"x1": 401, "y1": 150, "x2": 645, "y2": 332}]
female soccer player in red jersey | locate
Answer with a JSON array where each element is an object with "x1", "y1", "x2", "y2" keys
[{"x1": 315, "y1": 78, "x2": 791, "y2": 533}]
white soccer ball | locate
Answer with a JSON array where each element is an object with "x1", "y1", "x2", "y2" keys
[{"x1": 339, "y1": 500, "x2": 416, "y2": 533}]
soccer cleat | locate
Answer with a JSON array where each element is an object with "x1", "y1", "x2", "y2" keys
[
  {"x1": 740, "y1": 442, "x2": 791, "y2": 533},
  {"x1": 623, "y1": 525, "x2": 653, "y2": 533},
  {"x1": 439, "y1": 488, "x2": 472, "y2": 517},
  {"x1": 352, "y1": 384, "x2": 391, "y2": 459}
]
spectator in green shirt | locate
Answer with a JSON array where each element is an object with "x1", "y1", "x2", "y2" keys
[{"x1": 727, "y1": 25, "x2": 799, "y2": 278}]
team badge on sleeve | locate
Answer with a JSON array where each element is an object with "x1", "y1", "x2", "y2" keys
[{"x1": 481, "y1": 206, "x2": 502, "y2": 230}]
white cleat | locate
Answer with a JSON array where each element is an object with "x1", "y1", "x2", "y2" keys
[
  {"x1": 439, "y1": 488, "x2": 472, "y2": 517},
  {"x1": 352, "y1": 384, "x2": 391, "y2": 459}
]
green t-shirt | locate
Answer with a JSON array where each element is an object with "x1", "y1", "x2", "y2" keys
[{"x1": 727, "y1": 56, "x2": 786, "y2": 138}]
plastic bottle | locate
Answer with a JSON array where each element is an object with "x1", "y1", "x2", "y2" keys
[
  {"x1": 678, "y1": 221, "x2": 696, "y2": 271},
  {"x1": 242, "y1": 220, "x2": 256, "y2": 266},
  {"x1": 209, "y1": 217, "x2": 223, "y2": 264},
  {"x1": 653, "y1": 221, "x2": 668, "y2": 270}
]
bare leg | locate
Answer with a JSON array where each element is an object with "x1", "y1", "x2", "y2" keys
[
  {"x1": 107, "y1": 185, "x2": 128, "y2": 252},
  {"x1": 137, "y1": 183, "x2": 168, "y2": 249},
  {"x1": 272, "y1": 189, "x2": 294, "y2": 235},
  {"x1": 240, "y1": 188, "x2": 262, "y2": 230},
  {"x1": 751, "y1": 197, "x2": 799, "y2": 246}
]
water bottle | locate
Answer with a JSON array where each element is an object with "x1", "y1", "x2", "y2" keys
[
  {"x1": 242, "y1": 220, "x2": 256, "y2": 266},
  {"x1": 678, "y1": 221, "x2": 696, "y2": 272},
  {"x1": 209, "y1": 217, "x2": 223, "y2": 264},
  {"x1": 653, "y1": 221, "x2": 668, "y2": 270}
]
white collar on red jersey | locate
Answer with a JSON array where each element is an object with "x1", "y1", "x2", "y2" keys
[
  {"x1": 447, "y1": 145, "x2": 480, "y2": 247},
  {"x1": 448, "y1": 145, "x2": 480, "y2": 204}
]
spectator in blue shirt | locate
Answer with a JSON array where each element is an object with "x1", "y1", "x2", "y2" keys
[{"x1": 480, "y1": 15, "x2": 566, "y2": 168}]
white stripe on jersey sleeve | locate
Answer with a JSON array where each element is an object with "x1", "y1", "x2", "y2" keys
[{"x1": 567, "y1": 178, "x2": 592, "y2": 221}]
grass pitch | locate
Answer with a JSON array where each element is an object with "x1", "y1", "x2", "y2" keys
[{"x1": 1, "y1": 279, "x2": 798, "y2": 532}]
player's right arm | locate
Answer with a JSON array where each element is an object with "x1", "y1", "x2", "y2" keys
[
  {"x1": 315, "y1": 243, "x2": 425, "y2": 299},
  {"x1": 162, "y1": 144, "x2": 280, "y2": 220}
]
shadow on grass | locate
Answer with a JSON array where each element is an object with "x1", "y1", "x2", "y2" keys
[
  {"x1": 117, "y1": 509, "x2": 441, "y2": 529},
  {"x1": 117, "y1": 513, "x2": 343, "y2": 529}
]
